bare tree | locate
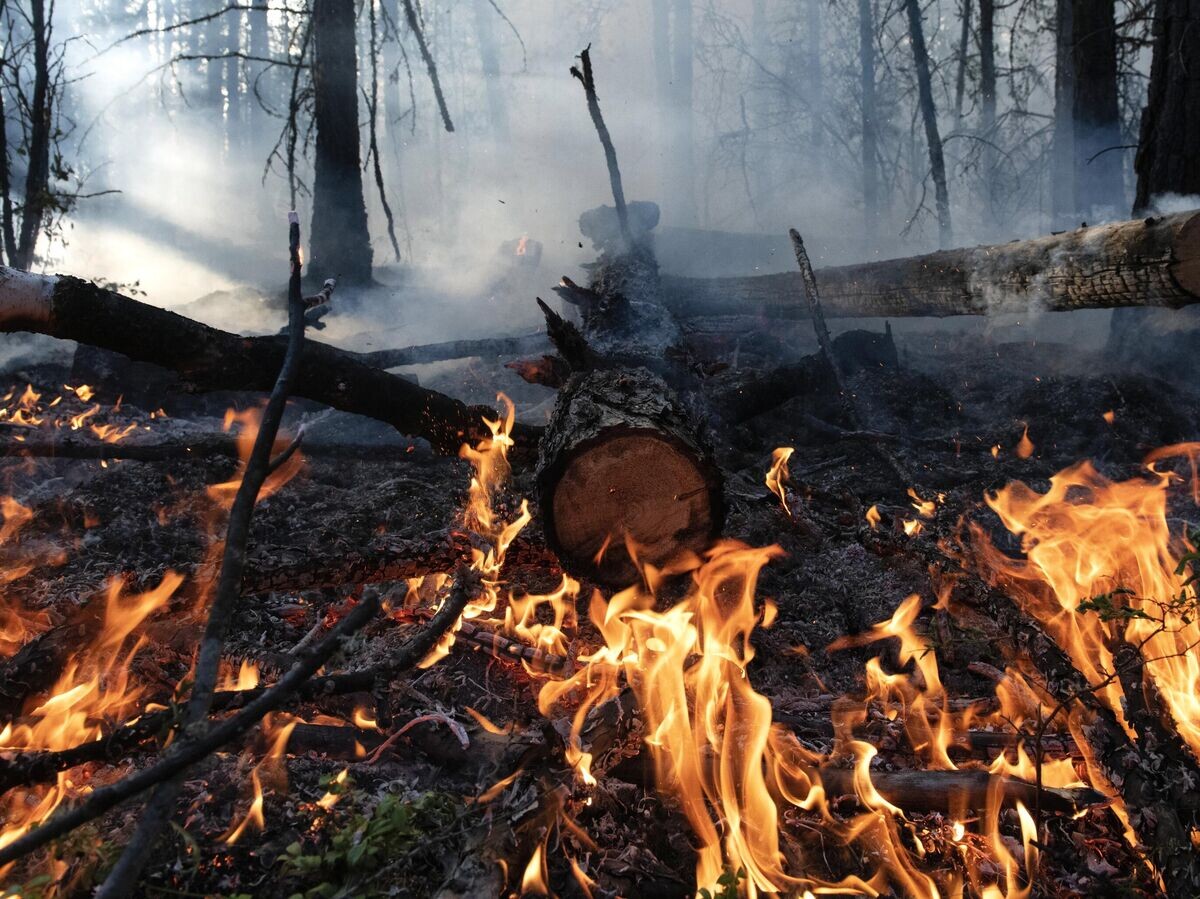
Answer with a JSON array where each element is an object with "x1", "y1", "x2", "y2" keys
[
  {"x1": 310, "y1": 0, "x2": 372, "y2": 284},
  {"x1": 904, "y1": 0, "x2": 952, "y2": 246},
  {"x1": 0, "y1": 0, "x2": 75, "y2": 271},
  {"x1": 859, "y1": 0, "x2": 879, "y2": 236}
]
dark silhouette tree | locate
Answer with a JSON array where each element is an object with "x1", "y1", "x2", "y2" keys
[{"x1": 310, "y1": 0, "x2": 372, "y2": 285}]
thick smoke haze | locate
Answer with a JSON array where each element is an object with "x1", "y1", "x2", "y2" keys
[{"x1": 15, "y1": 0, "x2": 1158, "y2": 353}]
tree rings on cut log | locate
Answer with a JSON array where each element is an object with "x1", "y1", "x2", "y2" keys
[{"x1": 536, "y1": 368, "x2": 724, "y2": 585}]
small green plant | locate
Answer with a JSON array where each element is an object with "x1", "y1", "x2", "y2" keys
[
  {"x1": 280, "y1": 787, "x2": 458, "y2": 899},
  {"x1": 698, "y1": 866, "x2": 746, "y2": 899}
]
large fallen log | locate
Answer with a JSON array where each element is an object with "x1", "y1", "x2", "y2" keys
[
  {"x1": 662, "y1": 211, "x2": 1200, "y2": 319},
  {"x1": 0, "y1": 268, "x2": 538, "y2": 454}
]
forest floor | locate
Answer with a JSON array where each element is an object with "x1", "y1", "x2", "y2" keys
[{"x1": 0, "y1": 321, "x2": 1196, "y2": 898}]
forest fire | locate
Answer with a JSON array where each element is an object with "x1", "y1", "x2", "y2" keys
[{"x1": 0, "y1": 0, "x2": 1199, "y2": 892}]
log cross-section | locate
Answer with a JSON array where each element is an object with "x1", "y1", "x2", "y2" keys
[
  {"x1": 536, "y1": 368, "x2": 724, "y2": 585},
  {"x1": 662, "y1": 211, "x2": 1200, "y2": 319}
]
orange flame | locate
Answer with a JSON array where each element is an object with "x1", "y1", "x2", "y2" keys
[{"x1": 766, "y1": 447, "x2": 794, "y2": 516}]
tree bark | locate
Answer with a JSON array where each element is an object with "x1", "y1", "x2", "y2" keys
[
  {"x1": 311, "y1": 0, "x2": 373, "y2": 284},
  {"x1": 661, "y1": 210, "x2": 1200, "y2": 318},
  {"x1": 904, "y1": 0, "x2": 952, "y2": 247},
  {"x1": 979, "y1": 0, "x2": 997, "y2": 226},
  {"x1": 1052, "y1": 0, "x2": 1077, "y2": 227},
  {"x1": 536, "y1": 368, "x2": 723, "y2": 585}
]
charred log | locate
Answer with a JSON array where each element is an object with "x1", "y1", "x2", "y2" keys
[
  {"x1": 662, "y1": 211, "x2": 1200, "y2": 319},
  {"x1": 0, "y1": 268, "x2": 535, "y2": 454}
]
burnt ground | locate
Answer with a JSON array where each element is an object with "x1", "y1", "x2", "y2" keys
[{"x1": 0, "y1": 322, "x2": 1197, "y2": 899}]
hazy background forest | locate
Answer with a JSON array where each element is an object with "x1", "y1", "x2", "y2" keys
[{"x1": 0, "y1": 0, "x2": 1180, "y2": 331}]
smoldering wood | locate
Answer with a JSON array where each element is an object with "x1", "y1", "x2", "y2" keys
[
  {"x1": 894, "y1": 534, "x2": 1200, "y2": 896},
  {"x1": 661, "y1": 211, "x2": 1200, "y2": 320},
  {"x1": 0, "y1": 530, "x2": 540, "y2": 722}
]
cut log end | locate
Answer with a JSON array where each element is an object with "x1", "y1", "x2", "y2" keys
[
  {"x1": 549, "y1": 431, "x2": 717, "y2": 583},
  {"x1": 536, "y1": 369, "x2": 723, "y2": 585}
]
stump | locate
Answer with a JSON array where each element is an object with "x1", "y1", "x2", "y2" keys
[{"x1": 536, "y1": 368, "x2": 724, "y2": 584}]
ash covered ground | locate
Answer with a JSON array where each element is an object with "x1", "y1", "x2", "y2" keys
[{"x1": 0, "y1": 317, "x2": 1196, "y2": 898}]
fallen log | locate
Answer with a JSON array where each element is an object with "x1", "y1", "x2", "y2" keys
[
  {"x1": 0, "y1": 268, "x2": 537, "y2": 454},
  {"x1": 662, "y1": 211, "x2": 1200, "y2": 319},
  {"x1": 536, "y1": 367, "x2": 724, "y2": 584},
  {"x1": 350, "y1": 332, "x2": 548, "y2": 369}
]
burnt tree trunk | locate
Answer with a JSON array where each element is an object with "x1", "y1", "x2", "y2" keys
[
  {"x1": 536, "y1": 367, "x2": 723, "y2": 585},
  {"x1": 859, "y1": 0, "x2": 879, "y2": 237},
  {"x1": 661, "y1": 211, "x2": 1200, "y2": 319},
  {"x1": 1052, "y1": 0, "x2": 1076, "y2": 228},
  {"x1": 1111, "y1": 0, "x2": 1200, "y2": 353},
  {"x1": 311, "y1": 0, "x2": 372, "y2": 285},
  {"x1": 12, "y1": 0, "x2": 51, "y2": 272},
  {"x1": 979, "y1": 0, "x2": 997, "y2": 226},
  {"x1": 904, "y1": 0, "x2": 951, "y2": 247},
  {"x1": 1073, "y1": 0, "x2": 1124, "y2": 218},
  {"x1": 1135, "y1": 0, "x2": 1200, "y2": 213}
]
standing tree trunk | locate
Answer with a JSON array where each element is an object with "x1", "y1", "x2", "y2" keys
[
  {"x1": 859, "y1": 0, "x2": 879, "y2": 238},
  {"x1": 1051, "y1": 0, "x2": 1076, "y2": 228},
  {"x1": 471, "y1": 0, "x2": 508, "y2": 141},
  {"x1": 1073, "y1": 0, "x2": 1124, "y2": 218},
  {"x1": 13, "y1": 0, "x2": 51, "y2": 271},
  {"x1": 310, "y1": 0, "x2": 373, "y2": 285},
  {"x1": 952, "y1": 0, "x2": 972, "y2": 128},
  {"x1": 247, "y1": 0, "x2": 270, "y2": 135},
  {"x1": 979, "y1": 0, "x2": 997, "y2": 227},
  {"x1": 224, "y1": 9, "x2": 243, "y2": 144},
  {"x1": 1111, "y1": 0, "x2": 1200, "y2": 353},
  {"x1": 1134, "y1": 0, "x2": 1200, "y2": 213},
  {"x1": 671, "y1": 0, "x2": 697, "y2": 226},
  {"x1": 904, "y1": 0, "x2": 952, "y2": 247},
  {"x1": 807, "y1": 0, "x2": 825, "y2": 178}
]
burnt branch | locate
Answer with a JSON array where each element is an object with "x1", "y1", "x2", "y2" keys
[
  {"x1": 0, "y1": 587, "x2": 384, "y2": 869},
  {"x1": 399, "y1": 0, "x2": 454, "y2": 132},
  {"x1": 0, "y1": 267, "x2": 534, "y2": 454},
  {"x1": 570, "y1": 47, "x2": 631, "y2": 251}
]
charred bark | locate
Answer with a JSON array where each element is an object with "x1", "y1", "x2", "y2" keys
[
  {"x1": 662, "y1": 211, "x2": 1200, "y2": 319},
  {"x1": 1135, "y1": 0, "x2": 1200, "y2": 214},
  {"x1": 904, "y1": 0, "x2": 952, "y2": 247}
]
